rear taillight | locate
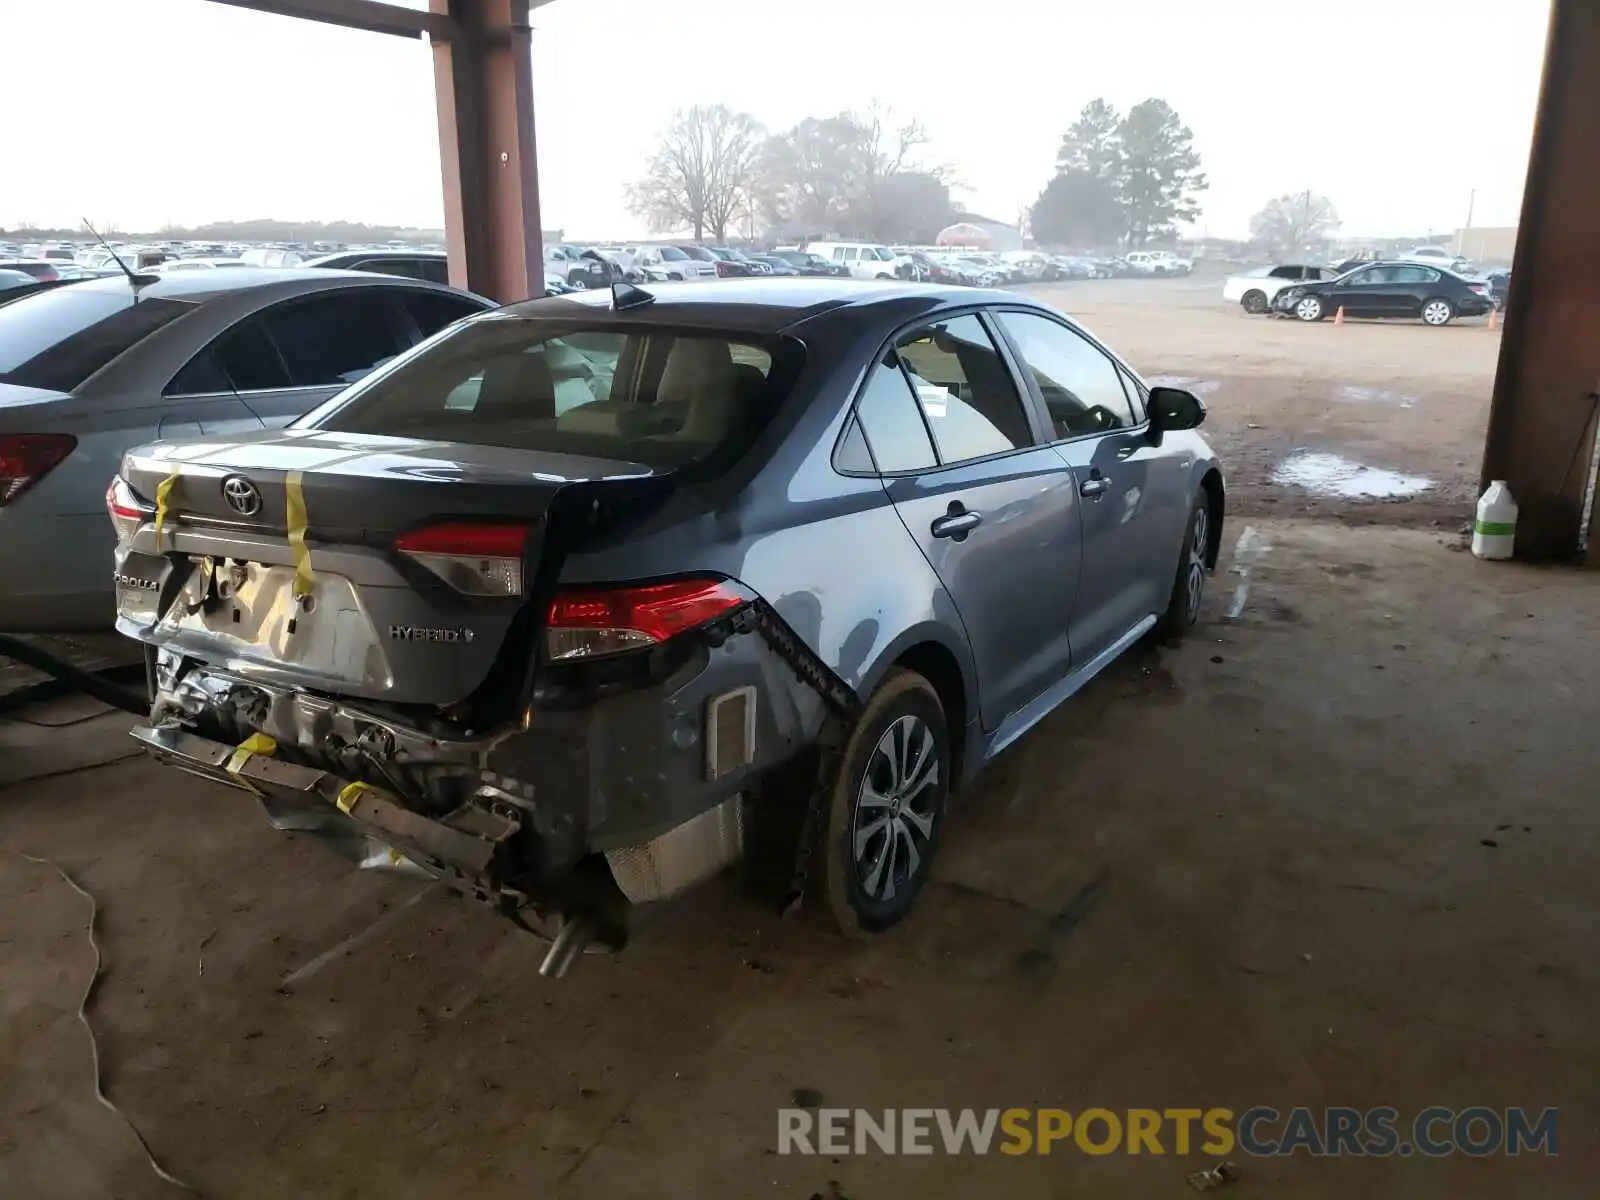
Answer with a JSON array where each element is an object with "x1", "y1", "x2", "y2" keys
[
  {"x1": 545, "y1": 578, "x2": 749, "y2": 661},
  {"x1": 393, "y1": 522, "x2": 527, "y2": 596},
  {"x1": 0, "y1": 434, "x2": 76, "y2": 506},
  {"x1": 105, "y1": 476, "x2": 153, "y2": 543},
  {"x1": 1468, "y1": 284, "x2": 1489, "y2": 296}
]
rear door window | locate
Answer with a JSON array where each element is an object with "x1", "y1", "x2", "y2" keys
[
  {"x1": 354, "y1": 257, "x2": 424, "y2": 280},
  {"x1": 262, "y1": 290, "x2": 408, "y2": 386},
  {"x1": 358, "y1": 257, "x2": 451, "y2": 286},
  {"x1": 402, "y1": 289, "x2": 487, "y2": 340},
  {"x1": 895, "y1": 314, "x2": 1035, "y2": 464},
  {"x1": 0, "y1": 289, "x2": 195, "y2": 390},
  {"x1": 310, "y1": 321, "x2": 800, "y2": 473}
]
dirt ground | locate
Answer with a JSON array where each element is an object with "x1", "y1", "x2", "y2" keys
[
  {"x1": 3, "y1": 518, "x2": 1597, "y2": 1199},
  {"x1": 1030, "y1": 275, "x2": 1502, "y2": 529},
  {"x1": 4, "y1": 278, "x2": 1591, "y2": 1198}
]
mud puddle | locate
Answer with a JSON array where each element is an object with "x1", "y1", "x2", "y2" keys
[{"x1": 1271, "y1": 451, "x2": 1434, "y2": 499}]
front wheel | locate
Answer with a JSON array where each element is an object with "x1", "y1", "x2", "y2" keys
[
  {"x1": 815, "y1": 669, "x2": 948, "y2": 937},
  {"x1": 1155, "y1": 495, "x2": 1211, "y2": 639},
  {"x1": 1241, "y1": 289, "x2": 1268, "y2": 315},
  {"x1": 1421, "y1": 297, "x2": 1455, "y2": 326},
  {"x1": 1293, "y1": 295, "x2": 1325, "y2": 322}
]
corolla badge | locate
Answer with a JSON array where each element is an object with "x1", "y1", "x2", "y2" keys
[{"x1": 221, "y1": 475, "x2": 262, "y2": 516}]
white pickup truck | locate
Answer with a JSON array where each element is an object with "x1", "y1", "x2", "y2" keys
[{"x1": 1124, "y1": 250, "x2": 1193, "y2": 276}]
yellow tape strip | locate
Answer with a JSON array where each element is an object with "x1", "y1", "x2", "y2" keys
[
  {"x1": 224, "y1": 733, "x2": 277, "y2": 794},
  {"x1": 335, "y1": 780, "x2": 380, "y2": 815},
  {"x1": 284, "y1": 470, "x2": 314, "y2": 598},
  {"x1": 152, "y1": 472, "x2": 182, "y2": 549}
]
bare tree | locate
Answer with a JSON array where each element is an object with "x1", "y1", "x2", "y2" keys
[
  {"x1": 753, "y1": 101, "x2": 954, "y2": 242},
  {"x1": 626, "y1": 105, "x2": 764, "y2": 242},
  {"x1": 1249, "y1": 191, "x2": 1341, "y2": 254}
]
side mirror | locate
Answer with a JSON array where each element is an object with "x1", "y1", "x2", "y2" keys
[{"x1": 1147, "y1": 386, "x2": 1206, "y2": 438}]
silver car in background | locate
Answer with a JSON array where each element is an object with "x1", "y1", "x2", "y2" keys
[{"x1": 0, "y1": 269, "x2": 493, "y2": 633}]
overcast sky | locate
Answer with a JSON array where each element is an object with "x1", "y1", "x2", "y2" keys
[{"x1": 4, "y1": 0, "x2": 1551, "y2": 240}]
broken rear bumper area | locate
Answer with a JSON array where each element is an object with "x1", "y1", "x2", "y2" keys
[{"x1": 131, "y1": 608, "x2": 835, "y2": 957}]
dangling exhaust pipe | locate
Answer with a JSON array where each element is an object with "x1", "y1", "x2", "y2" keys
[{"x1": 538, "y1": 914, "x2": 596, "y2": 979}]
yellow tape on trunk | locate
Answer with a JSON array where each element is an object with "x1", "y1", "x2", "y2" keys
[
  {"x1": 152, "y1": 472, "x2": 182, "y2": 549},
  {"x1": 284, "y1": 470, "x2": 314, "y2": 598},
  {"x1": 224, "y1": 733, "x2": 277, "y2": 794}
]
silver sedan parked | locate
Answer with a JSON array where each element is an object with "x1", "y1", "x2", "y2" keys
[{"x1": 0, "y1": 268, "x2": 493, "y2": 633}]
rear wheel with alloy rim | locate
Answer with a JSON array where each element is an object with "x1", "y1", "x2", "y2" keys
[
  {"x1": 816, "y1": 668, "x2": 948, "y2": 936},
  {"x1": 1155, "y1": 494, "x2": 1211, "y2": 638},
  {"x1": 1294, "y1": 295, "x2": 1324, "y2": 321},
  {"x1": 1241, "y1": 290, "x2": 1268, "y2": 314},
  {"x1": 1421, "y1": 298, "x2": 1455, "y2": 326}
]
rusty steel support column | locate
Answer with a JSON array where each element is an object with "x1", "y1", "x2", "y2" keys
[
  {"x1": 1480, "y1": 0, "x2": 1600, "y2": 559},
  {"x1": 430, "y1": 0, "x2": 543, "y2": 303}
]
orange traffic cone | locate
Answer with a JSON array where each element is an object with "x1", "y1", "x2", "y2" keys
[
  {"x1": 1333, "y1": 306, "x2": 1345, "y2": 326},
  {"x1": 1487, "y1": 307, "x2": 1500, "y2": 332}
]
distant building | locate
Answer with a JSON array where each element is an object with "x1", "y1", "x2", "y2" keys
[
  {"x1": 1454, "y1": 225, "x2": 1517, "y2": 265},
  {"x1": 936, "y1": 215, "x2": 1024, "y2": 252}
]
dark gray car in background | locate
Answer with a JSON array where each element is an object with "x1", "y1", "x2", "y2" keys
[
  {"x1": 0, "y1": 268, "x2": 492, "y2": 632},
  {"x1": 110, "y1": 278, "x2": 1222, "y2": 965}
]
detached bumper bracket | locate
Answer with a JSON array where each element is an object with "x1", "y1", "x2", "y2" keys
[{"x1": 130, "y1": 723, "x2": 514, "y2": 880}]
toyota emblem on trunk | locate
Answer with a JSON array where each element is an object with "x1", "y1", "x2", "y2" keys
[{"x1": 222, "y1": 476, "x2": 262, "y2": 516}]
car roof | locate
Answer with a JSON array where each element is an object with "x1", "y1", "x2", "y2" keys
[
  {"x1": 43, "y1": 266, "x2": 453, "y2": 303},
  {"x1": 307, "y1": 250, "x2": 447, "y2": 265},
  {"x1": 494, "y1": 278, "x2": 1014, "y2": 333}
]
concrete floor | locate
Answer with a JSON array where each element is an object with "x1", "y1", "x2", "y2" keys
[{"x1": 2, "y1": 520, "x2": 1597, "y2": 1199}]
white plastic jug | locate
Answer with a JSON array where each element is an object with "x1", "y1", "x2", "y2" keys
[{"x1": 1472, "y1": 480, "x2": 1517, "y2": 560}]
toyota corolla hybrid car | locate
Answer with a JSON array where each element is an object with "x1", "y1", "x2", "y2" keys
[
  {"x1": 1273, "y1": 261, "x2": 1495, "y2": 325},
  {"x1": 110, "y1": 279, "x2": 1222, "y2": 968},
  {"x1": 0, "y1": 268, "x2": 493, "y2": 632}
]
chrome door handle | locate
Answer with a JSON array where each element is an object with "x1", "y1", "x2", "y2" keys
[
  {"x1": 931, "y1": 506, "x2": 983, "y2": 539},
  {"x1": 1079, "y1": 474, "x2": 1110, "y2": 499}
]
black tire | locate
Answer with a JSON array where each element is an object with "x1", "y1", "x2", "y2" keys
[
  {"x1": 1292, "y1": 294, "x2": 1324, "y2": 322},
  {"x1": 1154, "y1": 266, "x2": 1168, "y2": 277},
  {"x1": 814, "y1": 668, "x2": 949, "y2": 937},
  {"x1": 1241, "y1": 290, "x2": 1269, "y2": 315},
  {"x1": 1421, "y1": 297, "x2": 1455, "y2": 326},
  {"x1": 1155, "y1": 493, "x2": 1212, "y2": 639}
]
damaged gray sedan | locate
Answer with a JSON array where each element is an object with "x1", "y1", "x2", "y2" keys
[{"x1": 110, "y1": 278, "x2": 1223, "y2": 972}]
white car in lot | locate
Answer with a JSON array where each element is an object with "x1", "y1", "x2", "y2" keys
[
  {"x1": 1125, "y1": 250, "x2": 1193, "y2": 276},
  {"x1": 1223, "y1": 263, "x2": 1345, "y2": 314},
  {"x1": 807, "y1": 242, "x2": 910, "y2": 280},
  {"x1": 617, "y1": 244, "x2": 717, "y2": 281},
  {"x1": 1400, "y1": 246, "x2": 1475, "y2": 274}
]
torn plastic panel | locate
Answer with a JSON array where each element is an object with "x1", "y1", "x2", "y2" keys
[{"x1": 133, "y1": 594, "x2": 846, "y2": 962}]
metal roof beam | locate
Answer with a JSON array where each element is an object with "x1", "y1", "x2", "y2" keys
[{"x1": 206, "y1": 0, "x2": 454, "y2": 41}]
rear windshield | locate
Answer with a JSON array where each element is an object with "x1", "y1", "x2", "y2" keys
[
  {"x1": 307, "y1": 317, "x2": 802, "y2": 471},
  {"x1": 0, "y1": 289, "x2": 195, "y2": 390}
]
